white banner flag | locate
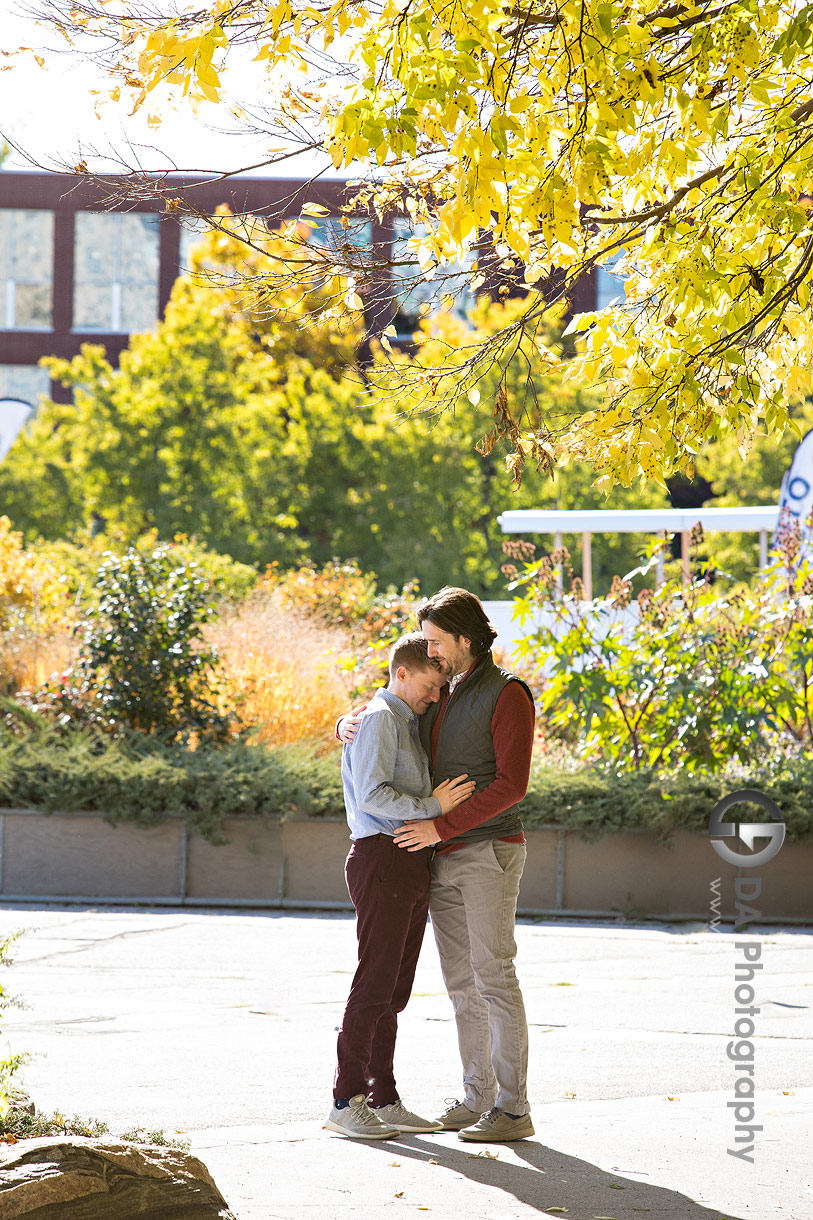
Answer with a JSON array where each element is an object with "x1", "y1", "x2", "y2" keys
[
  {"x1": 773, "y1": 427, "x2": 813, "y2": 556},
  {"x1": 0, "y1": 398, "x2": 34, "y2": 465}
]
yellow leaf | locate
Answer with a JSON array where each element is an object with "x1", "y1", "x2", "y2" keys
[
  {"x1": 467, "y1": 387, "x2": 481, "y2": 405},
  {"x1": 301, "y1": 202, "x2": 330, "y2": 216}
]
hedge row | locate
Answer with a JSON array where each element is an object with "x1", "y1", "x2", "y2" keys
[
  {"x1": 0, "y1": 731, "x2": 345, "y2": 843},
  {"x1": 522, "y1": 757, "x2": 813, "y2": 842},
  {"x1": 0, "y1": 729, "x2": 810, "y2": 843}
]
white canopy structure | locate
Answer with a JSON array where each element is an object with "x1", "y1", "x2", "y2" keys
[{"x1": 498, "y1": 506, "x2": 780, "y2": 598}]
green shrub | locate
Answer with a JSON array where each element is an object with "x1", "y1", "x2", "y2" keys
[
  {"x1": 0, "y1": 726, "x2": 344, "y2": 842},
  {"x1": 0, "y1": 723, "x2": 809, "y2": 845},
  {"x1": 522, "y1": 757, "x2": 813, "y2": 842},
  {"x1": 0, "y1": 932, "x2": 23, "y2": 1120},
  {"x1": 512, "y1": 524, "x2": 813, "y2": 773},
  {"x1": 32, "y1": 531, "x2": 259, "y2": 611},
  {"x1": 33, "y1": 545, "x2": 233, "y2": 744}
]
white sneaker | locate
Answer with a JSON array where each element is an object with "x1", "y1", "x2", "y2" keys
[
  {"x1": 325, "y1": 1094, "x2": 399, "y2": 1139},
  {"x1": 372, "y1": 1100, "x2": 443, "y2": 1133}
]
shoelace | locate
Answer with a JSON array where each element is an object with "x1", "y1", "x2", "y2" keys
[{"x1": 350, "y1": 1100, "x2": 386, "y2": 1127}]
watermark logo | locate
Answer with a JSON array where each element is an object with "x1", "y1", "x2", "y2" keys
[
  {"x1": 707, "y1": 789, "x2": 785, "y2": 1166},
  {"x1": 708, "y1": 789, "x2": 786, "y2": 868}
]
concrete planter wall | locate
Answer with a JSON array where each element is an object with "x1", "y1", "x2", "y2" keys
[{"x1": 0, "y1": 809, "x2": 809, "y2": 921}]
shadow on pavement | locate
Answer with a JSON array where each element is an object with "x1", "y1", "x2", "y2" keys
[{"x1": 363, "y1": 1133, "x2": 746, "y2": 1220}]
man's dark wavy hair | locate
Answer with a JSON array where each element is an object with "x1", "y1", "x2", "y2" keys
[{"x1": 417, "y1": 587, "x2": 497, "y2": 657}]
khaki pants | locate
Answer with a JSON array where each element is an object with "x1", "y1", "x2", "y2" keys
[{"x1": 429, "y1": 839, "x2": 529, "y2": 1115}]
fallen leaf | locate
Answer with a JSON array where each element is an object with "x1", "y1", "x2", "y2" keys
[
  {"x1": 428, "y1": 1158, "x2": 439, "y2": 1164},
  {"x1": 608, "y1": 1184, "x2": 625, "y2": 1190},
  {"x1": 389, "y1": 1161, "x2": 401, "y2": 1167},
  {"x1": 782, "y1": 1091, "x2": 795, "y2": 1096},
  {"x1": 394, "y1": 1191, "x2": 404, "y2": 1198},
  {"x1": 666, "y1": 1096, "x2": 680, "y2": 1101},
  {"x1": 470, "y1": 1149, "x2": 500, "y2": 1159},
  {"x1": 548, "y1": 1209, "x2": 568, "y2": 1214},
  {"x1": 564, "y1": 1092, "x2": 577, "y2": 1099}
]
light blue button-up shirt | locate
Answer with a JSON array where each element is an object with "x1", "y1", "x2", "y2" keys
[{"x1": 341, "y1": 687, "x2": 441, "y2": 840}]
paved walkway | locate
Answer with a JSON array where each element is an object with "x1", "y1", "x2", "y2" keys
[{"x1": 0, "y1": 906, "x2": 810, "y2": 1219}]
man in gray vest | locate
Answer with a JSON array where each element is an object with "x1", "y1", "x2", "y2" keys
[{"x1": 391, "y1": 587, "x2": 536, "y2": 1141}]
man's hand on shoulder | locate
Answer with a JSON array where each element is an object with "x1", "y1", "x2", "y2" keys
[{"x1": 337, "y1": 710, "x2": 365, "y2": 743}]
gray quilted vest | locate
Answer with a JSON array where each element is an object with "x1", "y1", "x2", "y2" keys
[{"x1": 419, "y1": 652, "x2": 534, "y2": 846}]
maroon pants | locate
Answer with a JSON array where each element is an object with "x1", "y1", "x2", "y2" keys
[{"x1": 334, "y1": 834, "x2": 433, "y2": 1104}]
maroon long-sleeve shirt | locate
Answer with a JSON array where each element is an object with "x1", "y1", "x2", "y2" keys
[{"x1": 429, "y1": 667, "x2": 535, "y2": 851}]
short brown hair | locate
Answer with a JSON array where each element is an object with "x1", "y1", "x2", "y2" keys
[
  {"x1": 388, "y1": 632, "x2": 442, "y2": 680},
  {"x1": 417, "y1": 587, "x2": 497, "y2": 657}
]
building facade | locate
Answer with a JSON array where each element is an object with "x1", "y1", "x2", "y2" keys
[{"x1": 0, "y1": 170, "x2": 608, "y2": 406}]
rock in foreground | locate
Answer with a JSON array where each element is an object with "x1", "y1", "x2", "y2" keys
[{"x1": 0, "y1": 1138, "x2": 236, "y2": 1220}]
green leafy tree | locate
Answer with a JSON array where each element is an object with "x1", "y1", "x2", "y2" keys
[{"x1": 0, "y1": 237, "x2": 673, "y2": 595}]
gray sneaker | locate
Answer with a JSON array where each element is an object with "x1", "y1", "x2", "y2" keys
[
  {"x1": 325, "y1": 1094, "x2": 399, "y2": 1139},
  {"x1": 373, "y1": 1100, "x2": 443, "y2": 1133},
  {"x1": 458, "y1": 1106, "x2": 535, "y2": 1142},
  {"x1": 435, "y1": 1098, "x2": 481, "y2": 1131}
]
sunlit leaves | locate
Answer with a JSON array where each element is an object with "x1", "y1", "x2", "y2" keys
[{"x1": 32, "y1": 0, "x2": 813, "y2": 484}]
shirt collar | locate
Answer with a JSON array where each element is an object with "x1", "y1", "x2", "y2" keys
[
  {"x1": 375, "y1": 686, "x2": 419, "y2": 723},
  {"x1": 448, "y1": 655, "x2": 483, "y2": 694}
]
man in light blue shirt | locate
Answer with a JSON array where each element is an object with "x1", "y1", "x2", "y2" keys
[{"x1": 326, "y1": 633, "x2": 474, "y2": 1141}]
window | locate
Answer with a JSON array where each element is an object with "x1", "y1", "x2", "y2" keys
[
  {"x1": 596, "y1": 249, "x2": 627, "y2": 310},
  {"x1": 391, "y1": 219, "x2": 474, "y2": 337},
  {"x1": 0, "y1": 210, "x2": 53, "y2": 329},
  {"x1": 74, "y1": 212, "x2": 159, "y2": 332},
  {"x1": 179, "y1": 216, "x2": 211, "y2": 272},
  {"x1": 0, "y1": 364, "x2": 50, "y2": 405},
  {"x1": 304, "y1": 216, "x2": 371, "y2": 250}
]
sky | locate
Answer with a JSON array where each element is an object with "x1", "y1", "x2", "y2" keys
[{"x1": 0, "y1": 1, "x2": 332, "y2": 178}]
